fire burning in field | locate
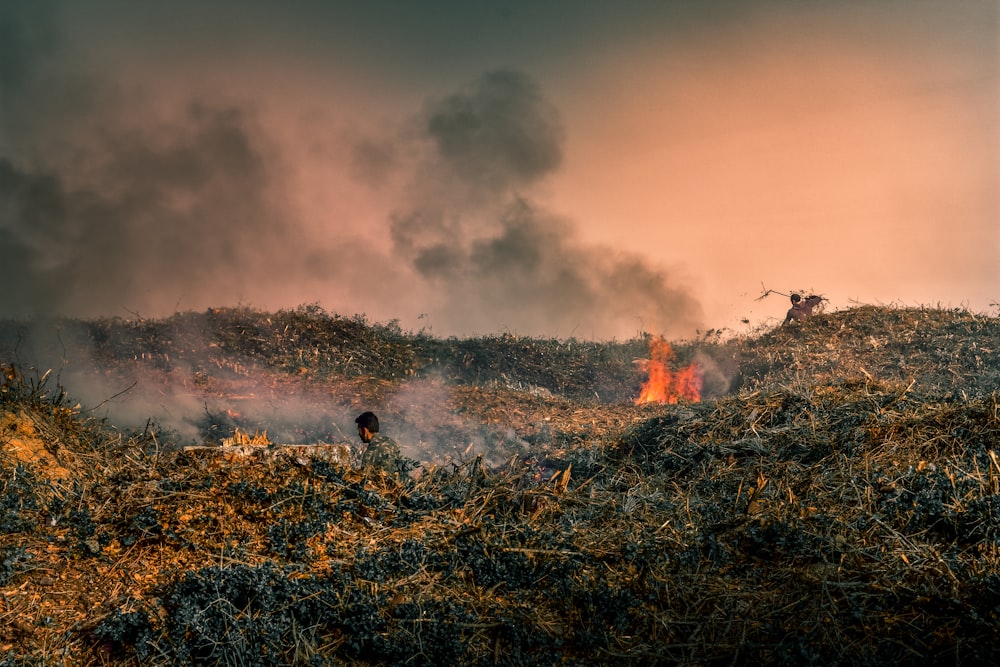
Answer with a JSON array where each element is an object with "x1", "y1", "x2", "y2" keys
[{"x1": 634, "y1": 336, "x2": 702, "y2": 405}]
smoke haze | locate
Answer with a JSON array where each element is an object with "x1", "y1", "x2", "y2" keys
[
  {"x1": 0, "y1": 4, "x2": 704, "y2": 341},
  {"x1": 1, "y1": 0, "x2": 996, "y2": 339}
]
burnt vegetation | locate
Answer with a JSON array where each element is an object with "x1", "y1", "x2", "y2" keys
[{"x1": 1, "y1": 304, "x2": 999, "y2": 665}]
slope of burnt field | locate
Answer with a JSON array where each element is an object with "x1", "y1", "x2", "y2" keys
[
  {"x1": 737, "y1": 305, "x2": 1000, "y2": 397},
  {"x1": 0, "y1": 305, "x2": 689, "y2": 403},
  {"x1": 1, "y1": 305, "x2": 998, "y2": 665},
  {"x1": 2, "y1": 304, "x2": 993, "y2": 406}
]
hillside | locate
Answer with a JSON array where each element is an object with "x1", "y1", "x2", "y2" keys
[{"x1": 1, "y1": 305, "x2": 999, "y2": 665}]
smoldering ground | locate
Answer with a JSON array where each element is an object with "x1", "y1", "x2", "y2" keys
[{"x1": 0, "y1": 315, "x2": 538, "y2": 466}]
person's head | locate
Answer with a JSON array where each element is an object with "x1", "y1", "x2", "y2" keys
[
  {"x1": 355, "y1": 411, "x2": 379, "y2": 442},
  {"x1": 790, "y1": 294, "x2": 802, "y2": 304}
]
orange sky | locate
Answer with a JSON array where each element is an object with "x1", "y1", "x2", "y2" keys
[{"x1": 545, "y1": 12, "x2": 998, "y2": 330}]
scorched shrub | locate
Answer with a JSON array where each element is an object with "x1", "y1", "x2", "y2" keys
[
  {"x1": 156, "y1": 562, "x2": 391, "y2": 666},
  {"x1": 0, "y1": 545, "x2": 30, "y2": 586},
  {"x1": 93, "y1": 608, "x2": 156, "y2": 662},
  {"x1": 0, "y1": 463, "x2": 42, "y2": 534}
]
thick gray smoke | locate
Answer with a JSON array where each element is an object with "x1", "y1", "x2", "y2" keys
[
  {"x1": 0, "y1": 104, "x2": 300, "y2": 317},
  {"x1": 0, "y1": 4, "x2": 353, "y2": 321},
  {"x1": 387, "y1": 70, "x2": 704, "y2": 339},
  {"x1": 1, "y1": 3, "x2": 703, "y2": 339}
]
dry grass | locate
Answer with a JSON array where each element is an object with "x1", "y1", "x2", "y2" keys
[{"x1": 1, "y1": 304, "x2": 999, "y2": 665}]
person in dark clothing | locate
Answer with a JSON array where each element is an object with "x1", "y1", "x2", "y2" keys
[
  {"x1": 355, "y1": 411, "x2": 407, "y2": 474},
  {"x1": 783, "y1": 293, "x2": 823, "y2": 324}
]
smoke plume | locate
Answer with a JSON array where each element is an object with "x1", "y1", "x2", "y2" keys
[
  {"x1": 1, "y1": 3, "x2": 704, "y2": 339},
  {"x1": 387, "y1": 69, "x2": 704, "y2": 339}
]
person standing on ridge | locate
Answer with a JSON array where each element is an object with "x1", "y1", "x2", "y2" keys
[{"x1": 783, "y1": 293, "x2": 824, "y2": 324}]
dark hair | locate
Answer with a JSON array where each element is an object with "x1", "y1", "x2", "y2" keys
[
  {"x1": 790, "y1": 294, "x2": 802, "y2": 303},
  {"x1": 355, "y1": 411, "x2": 379, "y2": 432}
]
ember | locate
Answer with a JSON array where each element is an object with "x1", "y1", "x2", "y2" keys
[{"x1": 634, "y1": 336, "x2": 702, "y2": 404}]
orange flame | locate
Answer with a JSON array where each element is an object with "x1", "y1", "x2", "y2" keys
[{"x1": 634, "y1": 336, "x2": 702, "y2": 405}]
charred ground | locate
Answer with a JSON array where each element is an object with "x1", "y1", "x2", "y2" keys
[{"x1": 1, "y1": 305, "x2": 999, "y2": 665}]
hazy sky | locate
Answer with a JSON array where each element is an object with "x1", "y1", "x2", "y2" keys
[{"x1": 1, "y1": 0, "x2": 996, "y2": 339}]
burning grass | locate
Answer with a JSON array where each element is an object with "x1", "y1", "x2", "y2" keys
[{"x1": 1, "y1": 304, "x2": 999, "y2": 665}]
